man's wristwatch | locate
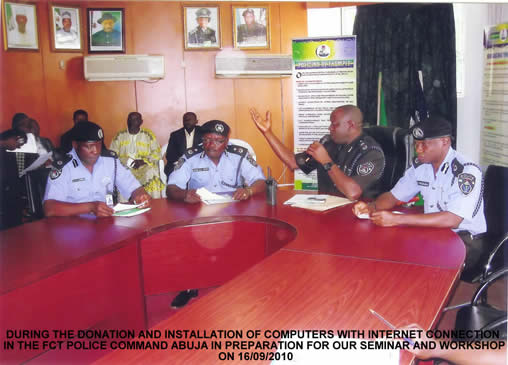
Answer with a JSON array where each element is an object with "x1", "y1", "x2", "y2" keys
[{"x1": 322, "y1": 162, "x2": 334, "y2": 171}]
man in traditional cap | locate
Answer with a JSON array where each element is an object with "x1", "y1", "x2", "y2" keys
[
  {"x1": 167, "y1": 119, "x2": 265, "y2": 203},
  {"x1": 91, "y1": 12, "x2": 121, "y2": 47},
  {"x1": 353, "y1": 116, "x2": 486, "y2": 274},
  {"x1": 56, "y1": 11, "x2": 79, "y2": 45},
  {"x1": 188, "y1": 8, "x2": 217, "y2": 45},
  {"x1": 237, "y1": 8, "x2": 266, "y2": 44},
  {"x1": 110, "y1": 112, "x2": 165, "y2": 198},
  {"x1": 43, "y1": 121, "x2": 150, "y2": 217},
  {"x1": 250, "y1": 105, "x2": 385, "y2": 200}
]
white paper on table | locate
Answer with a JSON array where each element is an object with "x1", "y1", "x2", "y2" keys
[
  {"x1": 112, "y1": 207, "x2": 151, "y2": 217},
  {"x1": 113, "y1": 202, "x2": 145, "y2": 213},
  {"x1": 19, "y1": 152, "x2": 52, "y2": 176},
  {"x1": 196, "y1": 187, "x2": 236, "y2": 205},
  {"x1": 283, "y1": 194, "x2": 330, "y2": 205},
  {"x1": 271, "y1": 337, "x2": 399, "y2": 365},
  {"x1": 285, "y1": 194, "x2": 354, "y2": 212}
]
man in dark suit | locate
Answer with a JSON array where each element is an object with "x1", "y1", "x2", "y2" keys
[{"x1": 164, "y1": 112, "x2": 202, "y2": 176}]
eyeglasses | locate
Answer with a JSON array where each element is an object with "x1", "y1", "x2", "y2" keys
[{"x1": 202, "y1": 138, "x2": 226, "y2": 146}]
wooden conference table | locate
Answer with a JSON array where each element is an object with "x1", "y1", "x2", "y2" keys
[{"x1": 0, "y1": 190, "x2": 465, "y2": 364}]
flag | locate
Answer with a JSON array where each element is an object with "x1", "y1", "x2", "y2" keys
[
  {"x1": 377, "y1": 72, "x2": 388, "y2": 126},
  {"x1": 410, "y1": 70, "x2": 428, "y2": 127}
]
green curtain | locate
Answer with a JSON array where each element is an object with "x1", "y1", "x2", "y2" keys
[{"x1": 353, "y1": 4, "x2": 457, "y2": 138}]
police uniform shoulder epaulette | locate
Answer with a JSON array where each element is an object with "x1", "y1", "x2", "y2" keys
[
  {"x1": 412, "y1": 156, "x2": 424, "y2": 168},
  {"x1": 227, "y1": 144, "x2": 249, "y2": 157},
  {"x1": 184, "y1": 145, "x2": 203, "y2": 158},
  {"x1": 101, "y1": 149, "x2": 117, "y2": 158},
  {"x1": 451, "y1": 158, "x2": 464, "y2": 177},
  {"x1": 49, "y1": 153, "x2": 72, "y2": 180},
  {"x1": 51, "y1": 152, "x2": 72, "y2": 170}
]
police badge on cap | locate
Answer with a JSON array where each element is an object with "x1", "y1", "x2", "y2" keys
[
  {"x1": 411, "y1": 116, "x2": 452, "y2": 140},
  {"x1": 72, "y1": 121, "x2": 105, "y2": 142},
  {"x1": 201, "y1": 120, "x2": 230, "y2": 137}
]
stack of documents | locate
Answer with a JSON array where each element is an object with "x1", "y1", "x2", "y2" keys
[
  {"x1": 284, "y1": 194, "x2": 353, "y2": 212},
  {"x1": 113, "y1": 202, "x2": 151, "y2": 217},
  {"x1": 196, "y1": 187, "x2": 236, "y2": 205}
]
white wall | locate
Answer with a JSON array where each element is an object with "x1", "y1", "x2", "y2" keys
[{"x1": 457, "y1": 3, "x2": 508, "y2": 164}]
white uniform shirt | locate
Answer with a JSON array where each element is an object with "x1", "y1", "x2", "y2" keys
[
  {"x1": 44, "y1": 148, "x2": 141, "y2": 203},
  {"x1": 167, "y1": 146, "x2": 265, "y2": 193},
  {"x1": 391, "y1": 147, "x2": 486, "y2": 235}
]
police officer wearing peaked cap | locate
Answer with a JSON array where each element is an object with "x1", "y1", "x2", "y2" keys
[
  {"x1": 167, "y1": 119, "x2": 265, "y2": 204},
  {"x1": 166, "y1": 119, "x2": 266, "y2": 308},
  {"x1": 188, "y1": 8, "x2": 217, "y2": 45},
  {"x1": 43, "y1": 121, "x2": 151, "y2": 218},
  {"x1": 353, "y1": 116, "x2": 487, "y2": 276}
]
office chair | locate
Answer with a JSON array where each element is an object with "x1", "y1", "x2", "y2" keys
[
  {"x1": 453, "y1": 266, "x2": 507, "y2": 340},
  {"x1": 460, "y1": 164, "x2": 508, "y2": 283},
  {"x1": 229, "y1": 139, "x2": 256, "y2": 161},
  {"x1": 363, "y1": 126, "x2": 410, "y2": 193}
]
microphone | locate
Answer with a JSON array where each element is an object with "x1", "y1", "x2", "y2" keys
[{"x1": 302, "y1": 134, "x2": 332, "y2": 164}]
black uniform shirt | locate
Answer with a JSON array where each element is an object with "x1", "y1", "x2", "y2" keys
[{"x1": 295, "y1": 134, "x2": 385, "y2": 198}]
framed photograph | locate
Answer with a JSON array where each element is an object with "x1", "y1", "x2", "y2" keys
[
  {"x1": 49, "y1": 4, "x2": 82, "y2": 52},
  {"x1": 183, "y1": 6, "x2": 221, "y2": 50},
  {"x1": 2, "y1": 2, "x2": 39, "y2": 50},
  {"x1": 232, "y1": 6, "x2": 269, "y2": 49},
  {"x1": 87, "y1": 8, "x2": 124, "y2": 53}
]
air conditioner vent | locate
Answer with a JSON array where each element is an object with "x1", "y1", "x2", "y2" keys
[
  {"x1": 215, "y1": 54, "x2": 292, "y2": 78},
  {"x1": 84, "y1": 55, "x2": 164, "y2": 81}
]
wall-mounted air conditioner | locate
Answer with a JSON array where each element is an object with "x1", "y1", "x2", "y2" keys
[
  {"x1": 215, "y1": 54, "x2": 293, "y2": 78},
  {"x1": 84, "y1": 55, "x2": 165, "y2": 81}
]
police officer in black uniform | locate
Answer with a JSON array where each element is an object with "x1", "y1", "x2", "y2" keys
[
  {"x1": 249, "y1": 105, "x2": 385, "y2": 200},
  {"x1": 188, "y1": 8, "x2": 217, "y2": 45}
]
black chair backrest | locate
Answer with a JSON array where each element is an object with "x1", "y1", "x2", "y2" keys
[
  {"x1": 363, "y1": 126, "x2": 410, "y2": 193},
  {"x1": 483, "y1": 165, "x2": 508, "y2": 238}
]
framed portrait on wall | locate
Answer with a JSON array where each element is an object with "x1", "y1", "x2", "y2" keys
[
  {"x1": 87, "y1": 8, "x2": 125, "y2": 53},
  {"x1": 232, "y1": 5, "x2": 269, "y2": 49},
  {"x1": 183, "y1": 6, "x2": 221, "y2": 50},
  {"x1": 49, "y1": 5, "x2": 82, "y2": 52},
  {"x1": 2, "y1": 2, "x2": 39, "y2": 50}
]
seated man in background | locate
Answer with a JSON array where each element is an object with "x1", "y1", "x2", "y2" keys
[
  {"x1": 12, "y1": 113, "x2": 37, "y2": 152},
  {"x1": 166, "y1": 120, "x2": 265, "y2": 308},
  {"x1": 60, "y1": 109, "x2": 88, "y2": 153},
  {"x1": 250, "y1": 105, "x2": 385, "y2": 200},
  {"x1": 0, "y1": 129, "x2": 27, "y2": 230},
  {"x1": 12, "y1": 113, "x2": 31, "y2": 134},
  {"x1": 110, "y1": 112, "x2": 165, "y2": 198},
  {"x1": 29, "y1": 118, "x2": 54, "y2": 155},
  {"x1": 26, "y1": 119, "x2": 54, "y2": 221},
  {"x1": 353, "y1": 116, "x2": 486, "y2": 274},
  {"x1": 164, "y1": 111, "x2": 202, "y2": 176},
  {"x1": 44, "y1": 121, "x2": 151, "y2": 217}
]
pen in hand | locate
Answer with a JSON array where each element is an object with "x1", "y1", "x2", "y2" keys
[{"x1": 369, "y1": 309, "x2": 415, "y2": 346}]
